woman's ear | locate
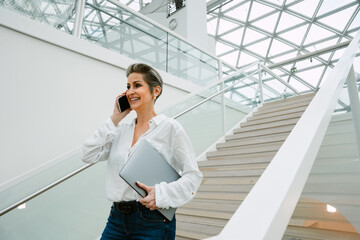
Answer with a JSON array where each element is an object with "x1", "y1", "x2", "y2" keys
[{"x1": 154, "y1": 85, "x2": 161, "y2": 98}]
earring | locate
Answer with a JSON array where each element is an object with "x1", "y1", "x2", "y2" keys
[{"x1": 153, "y1": 95, "x2": 157, "y2": 100}]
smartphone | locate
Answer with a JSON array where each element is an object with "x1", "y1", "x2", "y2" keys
[{"x1": 117, "y1": 95, "x2": 130, "y2": 112}]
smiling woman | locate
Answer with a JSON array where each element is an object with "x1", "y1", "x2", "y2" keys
[{"x1": 81, "y1": 63, "x2": 203, "y2": 240}]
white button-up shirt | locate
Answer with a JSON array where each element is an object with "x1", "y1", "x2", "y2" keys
[{"x1": 81, "y1": 114, "x2": 203, "y2": 209}]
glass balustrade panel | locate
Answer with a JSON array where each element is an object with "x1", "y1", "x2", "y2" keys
[
  {"x1": 81, "y1": 0, "x2": 168, "y2": 72},
  {"x1": 0, "y1": 0, "x2": 76, "y2": 34},
  {"x1": 167, "y1": 34, "x2": 219, "y2": 86},
  {"x1": 0, "y1": 151, "x2": 85, "y2": 212},
  {"x1": 0, "y1": 161, "x2": 109, "y2": 240}
]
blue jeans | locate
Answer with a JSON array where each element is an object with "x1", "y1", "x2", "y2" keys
[{"x1": 100, "y1": 206, "x2": 176, "y2": 240}]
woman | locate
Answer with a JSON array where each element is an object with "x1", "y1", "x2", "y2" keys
[{"x1": 81, "y1": 63, "x2": 203, "y2": 240}]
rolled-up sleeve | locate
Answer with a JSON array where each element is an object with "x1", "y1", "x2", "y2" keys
[
  {"x1": 81, "y1": 118, "x2": 118, "y2": 164},
  {"x1": 155, "y1": 126, "x2": 203, "y2": 209}
]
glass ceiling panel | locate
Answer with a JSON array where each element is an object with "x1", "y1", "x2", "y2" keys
[
  {"x1": 268, "y1": 39, "x2": 294, "y2": 57},
  {"x1": 249, "y1": 1, "x2": 275, "y2": 21},
  {"x1": 251, "y1": 12, "x2": 279, "y2": 33},
  {"x1": 216, "y1": 41, "x2": 235, "y2": 55},
  {"x1": 221, "y1": 27, "x2": 244, "y2": 45},
  {"x1": 295, "y1": 66, "x2": 325, "y2": 87},
  {"x1": 288, "y1": 0, "x2": 321, "y2": 18},
  {"x1": 224, "y1": 2, "x2": 250, "y2": 22},
  {"x1": 217, "y1": 18, "x2": 240, "y2": 35},
  {"x1": 318, "y1": 5, "x2": 357, "y2": 32},
  {"x1": 277, "y1": 24, "x2": 309, "y2": 46},
  {"x1": 349, "y1": 10, "x2": 360, "y2": 31},
  {"x1": 238, "y1": 51, "x2": 258, "y2": 67},
  {"x1": 243, "y1": 27, "x2": 267, "y2": 45},
  {"x1": 116, "y1": 0, "x2": 359, "y2": 100},
  {"x1": 246, "y1": 38, "x2": 271, "y2": 57},
  {"x1": 304, "y1": 24, "x2": 337, "y2": 45},
  {"x1": 317, "y1": 0, "x2": 355, "y2": 16},
  {"x1": 276, "y1": 12, "x2": 305, "y2": 33}
]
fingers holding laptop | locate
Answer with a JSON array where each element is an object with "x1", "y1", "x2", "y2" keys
[{"x1": 137, "y1": 181, "x2": 158, "y2": 211}]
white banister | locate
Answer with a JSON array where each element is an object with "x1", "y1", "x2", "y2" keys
[{"x1": 208, "y1": 30, "x2": 360, "y2": 240}]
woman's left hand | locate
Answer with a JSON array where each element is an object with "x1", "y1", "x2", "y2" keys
[{"x1": 137, "y1": 181, "x2": 158, "y2": 211}]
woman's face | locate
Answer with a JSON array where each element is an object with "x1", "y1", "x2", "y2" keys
[{"x1": 126, "y1": 72, "x2": 154, "y2": 112}]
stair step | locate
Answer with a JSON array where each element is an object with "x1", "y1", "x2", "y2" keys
[
  {"x1": 263, "y1": 93, "x2": 315, "y2": 108},
  {"x1": 202, "y1": 169, "x2": 265, "y2": 178},
  {"x1": 200, "y1": 162, "x2": 269, "y2": 172},
  {"x1": 201, "y1": 177, "x2": 259, "y2": 185},
  {"x1": 182, "y1": 199, "x2": 241, "y2": 213},
  {"x1": 221, "y1": 132, "x2": 289, "y2": 147},
  {"x1": 225, "y1": 131, "x2": 289, "y2": 142},
  {"x1": 198, "y1": 184, "x2": 254, "y2": 193},
  {"x1": 177, "y1": 208, "x2": 232, "y2": 220},
  {"x1": 261, "y1": 93, "x2": 315, "y2": 110},
  {"x1": 231, "y1": 124, "x2": 294, "y2": 138},
  {"x1": 206, "y1": 151, "x2": 276, "y2": 161},
  {"x1": 177, "y1": 221, "x2": 222, "y2": 237},
  {"x1": 216, "y1": 141, "x2": 282, "y2": 152},
  {"x1": 251, "y1": 105, "x2": 308, "y2": 120},
  {"x1": 255, "y1": 100, "x2": 311, "y2": 115},
  {"x1": 195, "y1": 192, "x2": 248, "y2": 201},
  {"x1": 198, "y1": 157, "x2": 272, "y2": 168},
  {"x1": 207, "y1": 143, "x2": 282, "y2": 158},
  {"x1": 234, "y1": 118, "x2": 298, "y2": 133},
  {"x1": 176, "y1": 229, "x2": 211, "y2": 240},
  {"x1": 242, "y1": 111, "x2": 304, "y2": 127}
]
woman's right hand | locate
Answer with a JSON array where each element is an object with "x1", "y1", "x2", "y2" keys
[{"x1": 110, "y1": 92, "x2": 131, "y2": 126}]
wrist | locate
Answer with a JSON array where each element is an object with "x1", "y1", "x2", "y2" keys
[{"x1": 110, "y1": 114, "x2": 121, "y2": 126}]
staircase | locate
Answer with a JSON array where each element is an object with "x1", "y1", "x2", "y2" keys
[{"x1": 175, "y1": 93, "x2": 360, "y2": 240}]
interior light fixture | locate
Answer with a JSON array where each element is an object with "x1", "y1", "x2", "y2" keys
[{"x1": 326, "y1": 204, "x2": 336, "y2": 213}]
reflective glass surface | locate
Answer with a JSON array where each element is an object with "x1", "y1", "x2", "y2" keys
[
  {"x1": 0, "y1": 151, "x2": 85, "y2": 212},
  {"x1": 0, "y1": 0, "x2": 76, "y2": 34}
]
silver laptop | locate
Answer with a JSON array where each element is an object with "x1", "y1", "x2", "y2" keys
[{"x1": 119, "y1": 139, "x2": 180, "y2": 221}]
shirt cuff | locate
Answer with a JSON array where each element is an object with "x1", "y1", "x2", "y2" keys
[{"x1": 155, "y1": 182, "x2": 170, "y2": 209}]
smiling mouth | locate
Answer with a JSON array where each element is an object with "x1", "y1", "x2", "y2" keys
[{"x1": 129, "y1": 97, "x2": 140, "y2": 102}]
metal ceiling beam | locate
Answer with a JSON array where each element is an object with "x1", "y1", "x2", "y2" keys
[{"x1": 268, "y1": 41, "x2": 350, "y2": 69}]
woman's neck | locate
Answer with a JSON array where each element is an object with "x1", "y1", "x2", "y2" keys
[{"x1": 135, "y1": 109, "x2": 157, "y2": 126}]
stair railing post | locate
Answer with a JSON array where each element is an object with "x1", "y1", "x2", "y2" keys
[
  {"x1": 219, "y1": 60, "x2": 226, "y2": 136},
  {"x1": 258, "y1": 63, "x2": 264, "y2": 105},
  {"x1": 73, "y1": 0, "x2": 86, "y2": 38},
  {"x1": 346, "y1": 64, "x2": 360, "y2": 158}
]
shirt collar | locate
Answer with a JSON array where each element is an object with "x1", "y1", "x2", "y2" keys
[{"x1": 131, "y1": 114, "x2": 166, "y2": 127}]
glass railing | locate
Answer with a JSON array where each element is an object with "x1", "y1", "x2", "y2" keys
[
  {"x1": 0, "y1": 150, "x2": 84, "y2": 212},
  {"x1": 283, "y1": 45, "x2": 360, "y2": 239},
  {"x1": 0, "y1": 162, "x2": 109, "y2": 240},
  {"x1": 0, "y1": 0, "x2": 77, "y2": 34},
  {"x1": 81, "y1": 0, "x2": 219, "y2": 85}
]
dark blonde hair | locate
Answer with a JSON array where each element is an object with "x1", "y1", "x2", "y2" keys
[{"x1": 126, "y1": 63, "x2": 163, "y2": 102}]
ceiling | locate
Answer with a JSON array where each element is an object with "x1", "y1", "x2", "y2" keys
[{"x1": 117, "y1": 0, "x2": 360, "y2": 95}]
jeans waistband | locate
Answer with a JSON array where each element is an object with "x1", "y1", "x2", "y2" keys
[{"x1": 113, "y1": 201, "x2": 147, "y2": 214}]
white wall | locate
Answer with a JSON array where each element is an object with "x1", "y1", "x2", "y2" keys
[{"x1": 0, "y1": 7, "x2": 201, "y2": 188}]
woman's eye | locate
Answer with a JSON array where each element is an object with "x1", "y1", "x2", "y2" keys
[
  {"x1": 126, "y1": 86, "x2": 130, "y2": 90},
  {"x1": 135, "y1": 83, "x2": 141, "y2": 88}
]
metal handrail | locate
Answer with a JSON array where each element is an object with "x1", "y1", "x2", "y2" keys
[
  {"x1": 0, "y1": 163, "x2": 95, "y2": 216},
  {"x1": 173, "y1": 70, "x2": 261, "y2": 119}
]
